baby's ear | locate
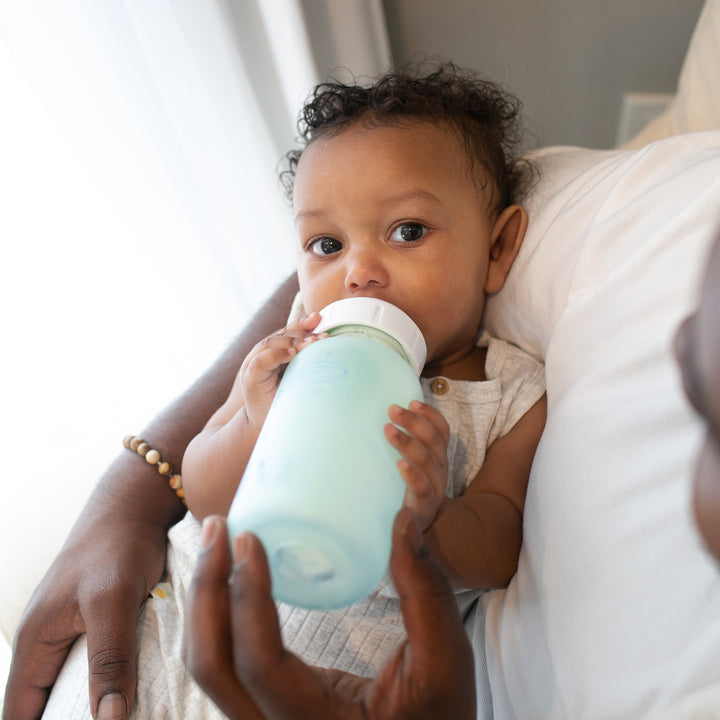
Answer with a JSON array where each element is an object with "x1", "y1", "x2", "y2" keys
[{"x1": 485, "y1": 204, "x2": 528, "y2": 294}]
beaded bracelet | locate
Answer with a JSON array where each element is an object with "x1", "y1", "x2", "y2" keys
[{"x1": 123, "y1": 435, "x2": 187, "y2": 507}]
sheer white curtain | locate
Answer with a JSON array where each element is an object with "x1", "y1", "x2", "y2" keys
[{"x1": 0, "y1": 0, "x2": 391, "y2": 651}]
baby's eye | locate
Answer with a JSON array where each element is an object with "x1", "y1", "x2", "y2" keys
[
  {"x1": 309, "y1": 237, "x2": 343, "y2": 256},
  {"x1": 391, "y1": 223, "x2": 427, "y2": 243}
]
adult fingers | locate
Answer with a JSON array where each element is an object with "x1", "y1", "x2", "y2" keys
[
  {"x1": 388, "y1": 509, "x2": 476, "y2": 718},
  {"x1": 81, "y1": 531, "x2": 165, "y2": 719},
  {"x1": 183, "y1": 517, "x2": 264, "y2": 720},
  {"x1": 3, "y1": 593, "x2": 81, "y2": 720},
  {"x1": 83, "y1": 581, "x2": 144, "y2": 719},
  {"x1": 228, "y1": 534, "x2": 360, "y2": 720},
  {"x1": 5, "y1": 566, "x2": 145, "y2": 720}
]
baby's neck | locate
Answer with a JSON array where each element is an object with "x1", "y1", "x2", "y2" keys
[{"x1": 421, "y1": 345, "x2": 487, "y2": 382}]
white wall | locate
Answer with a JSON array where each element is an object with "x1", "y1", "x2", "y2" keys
[{"x1": 382, "y1": 0, "x2": 705, "y2": 149}]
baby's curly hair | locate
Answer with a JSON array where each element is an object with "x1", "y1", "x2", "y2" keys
[{"x1": 280, "y1": 62, "x2": 533, "y2": 209}]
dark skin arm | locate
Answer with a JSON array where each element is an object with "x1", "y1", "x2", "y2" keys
[
  {"x1": 3, "y1": 274, "x2": 299, "y2": 720},
  {"x1": 183, "y1": 509, "x2": 476, "y2": 720}
]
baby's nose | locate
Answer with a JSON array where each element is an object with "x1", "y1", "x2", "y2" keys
[{"x1": 344, "y1": 248, "x2": 389, "y2": 291}]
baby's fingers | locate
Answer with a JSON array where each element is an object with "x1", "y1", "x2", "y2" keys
[
  {"x1": 243, "y1": 342, "x2": 301, "y2": 380},
  {"x1": 279, "y1": 311, "x2": 323, "y2": 338},
  {"x1": 244, "y1": 325, "x2": 325, "y2": 380},
  {"x1": 298, "y1": 311, "x2": 323, "y2": 333},
  {"x1": 385, "y1": 426, "x2": 441, "y2": 530},
  {"x1": 386, "y1": 401, "x2": 450, "y2": 464},
  {"x1": 395, "y1": 451, "x2": 437, "y2": 504},
  {"x1": 385, "y1": 402, "x2": 449, "y2": 529}
]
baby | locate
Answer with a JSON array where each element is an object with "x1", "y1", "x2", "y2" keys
[
  {"x1": 180, "y1": 63, "x2": 547, "y2": 681},
  {"x1": 178, "y1": 228, "x2": 720, "y2": 720}
]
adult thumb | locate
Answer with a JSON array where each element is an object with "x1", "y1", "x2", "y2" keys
[
  {"x1": 389, "y1": 509, "x2": 475, "y2": 714},
  {"x1": 85, "y1": 595, "x2": 139, "y2": 720}
]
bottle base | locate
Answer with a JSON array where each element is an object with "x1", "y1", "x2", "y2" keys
[{"x1": 229, "y1": 517, "x2": 386, "y2": 610}]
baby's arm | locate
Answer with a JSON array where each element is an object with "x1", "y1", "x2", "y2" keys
[
  {"x1": 182, "y1": 314, "x2": 323, "y2": 519},
  {"x1": 388, "y1": 395, "x2": 547, "y2": 590}
]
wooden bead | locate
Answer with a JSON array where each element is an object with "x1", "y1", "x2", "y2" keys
[{"x1": 124, "y1": 435, "x2": 186, "y2": 506}]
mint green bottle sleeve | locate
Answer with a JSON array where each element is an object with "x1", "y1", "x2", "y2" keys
[{"x1": 227, "y1": 297, "x2": 426, "y2": 610}]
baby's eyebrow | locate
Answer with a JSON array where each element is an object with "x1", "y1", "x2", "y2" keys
[
  {"x1": 294, "y1": 189, "x2": 445, "y2": 224},
  {"x1": 294, "y1": 207, "x2": 324, "y2": 223},
  {"x1": 379, "y1": 189, "x2": 445, "y2": 207}
]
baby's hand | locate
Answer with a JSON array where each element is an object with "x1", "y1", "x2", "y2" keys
[
  {"x1": 385, "y1": 401, "x2": 450, "y2": 531},
  {"x1": 240, "y1": 313, "x2": 325, "y2": 429}
]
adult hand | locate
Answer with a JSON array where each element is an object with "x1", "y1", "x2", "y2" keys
[
  {"x1": 4, "y1": 274, "x2": 300, "y2": 720},
  {"x1": 183, "y1": 508, "x2": 476, "y2": 720},
  {"x1": 3, "y1": 462, "x2": 176, "y2": 720}
]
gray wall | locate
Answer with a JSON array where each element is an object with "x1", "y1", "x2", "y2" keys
[{"x1": 382, "y1": 0, "x2": 705, "y2": 149}]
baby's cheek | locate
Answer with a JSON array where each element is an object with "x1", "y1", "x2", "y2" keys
[{"x1": 693, "y1": 437, "x2": 720, "y2": 564}]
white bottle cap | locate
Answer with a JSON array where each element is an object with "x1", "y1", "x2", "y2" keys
[{"x1": 314, "y1": 297, "x2": 427, "y2": 376}]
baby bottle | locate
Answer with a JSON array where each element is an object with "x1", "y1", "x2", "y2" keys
[{"x1": 227, "y1": 297, "x2": 426, "y2": 610}]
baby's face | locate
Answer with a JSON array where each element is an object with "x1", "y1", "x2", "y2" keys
[
  {"x1": 293, "y1": 120, "x2": 503, "y2": 367},
  {"x1": 676, "y1": 235, "x2": 720, "y2": 562}
]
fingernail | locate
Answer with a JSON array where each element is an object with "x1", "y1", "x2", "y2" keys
[
  {"x1": 201, "y1": 516, "x2": 219, "y2": 549},
  {"x1": 98, "y1": 691, "x2": 127, "y2": 720},
  {"x1": 233, "y1": 534, "x2": 248, "y2": 562}
]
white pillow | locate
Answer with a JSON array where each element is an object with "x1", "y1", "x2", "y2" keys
[
  {"x1": 622, "y1": 0, "x2": 720, "y2": 148},
  {"x1": 479, "y1": 131, "x2": 720, "y2": 718}
]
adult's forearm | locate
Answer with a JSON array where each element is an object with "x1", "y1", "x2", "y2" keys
[{"x1": 4, "y1": 275, "x2": 300, "y2": 720}]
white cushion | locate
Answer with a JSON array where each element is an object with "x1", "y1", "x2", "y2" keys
[
  {"x1": 623, "y1": 0, "x2": 720, "y2": 148},
  {"x1": 478, "y1": 131, "x2": 720, "y2": 718}
]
